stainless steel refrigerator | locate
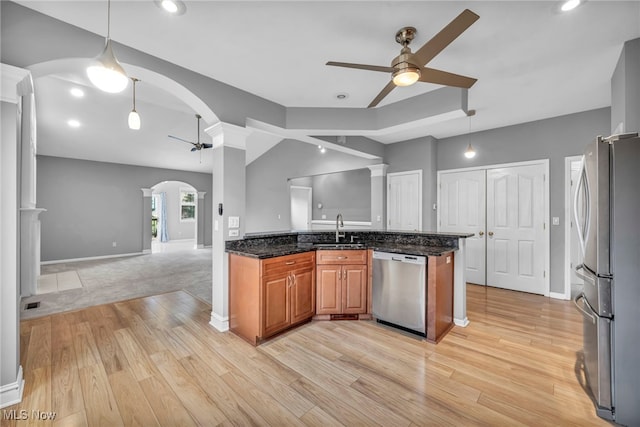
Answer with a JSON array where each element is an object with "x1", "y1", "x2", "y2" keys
[{"x1": 573, "y1": 133, "x2": 640, "y2": 425}]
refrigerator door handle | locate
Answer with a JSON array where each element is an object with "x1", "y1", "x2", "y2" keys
[
  {"x1": 574, "y1": 293, "x2": 597, "y2": 324},
  {"x1": 573, "y1": 158, "x2": 590, "y2": 258}
]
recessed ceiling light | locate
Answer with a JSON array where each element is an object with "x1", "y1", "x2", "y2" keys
[
  {"x1": 154, "y1": 0, "x2": 186, "y2": 15},
  {"x1": 561, "y1": 0, "x2": 581, "y2": 12},
  {"x1": 70, "y1": 87, "x2": 84, "y2": 98},
  {"x1": 67, "y1": 119, "x2": 81, "y2": 128},
  {"x1": 336, "y1": 93, "x2": 349, "y2": 100}
]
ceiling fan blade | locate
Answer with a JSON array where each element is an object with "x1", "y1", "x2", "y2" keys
[
  {"x1": 203, "y1": 144, "x2": 213, "y2": 149},
  {"x1": 327, "y1": 61, "x2": 395, "y2": 73},
  {"x1": 413, "y1": 9, "x2": 479, "y2": 66},
  {"x1": 168, "y1": 135, "x2": 196, "y2": 146},
  {"x1": 419, "y1": 67, "x2": 477, "y2": 88},
  {"x1": 190, "y1": 147, "x2": 198, "y2": 152},
  {"x1": 368, "y1": 81, "x2": 396, "y2": 108}
]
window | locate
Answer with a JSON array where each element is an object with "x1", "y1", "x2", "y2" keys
[{"x1": 180, "y1": 189, "x2": 196, "y2": 221}]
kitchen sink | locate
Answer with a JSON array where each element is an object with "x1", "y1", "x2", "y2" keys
[{"x1": 313, "y1": 243, "x2": 366, "y2": 249}]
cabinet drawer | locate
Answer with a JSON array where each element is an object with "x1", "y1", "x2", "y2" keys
[
  {"x1": 316, "y1": 250, "x2": 367, "y2": 265},
  {"x1": 262, "y1": 252, "x2": 315, "y2": 277}
]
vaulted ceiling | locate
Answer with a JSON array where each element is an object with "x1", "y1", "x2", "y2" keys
[{"x1": 11, "y1": 1, "x2": 640, "y2": 172}]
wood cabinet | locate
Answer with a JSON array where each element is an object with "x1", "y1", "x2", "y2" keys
[
  {"x1": 229, "y1": 252, "x2": 315, "y2": 345},
  {"x1": 426, "y1": 252, "x2": 454, "y2": 343},
  {"x1": 316, "y1": 250, "x2": 368, "y2": 318}
]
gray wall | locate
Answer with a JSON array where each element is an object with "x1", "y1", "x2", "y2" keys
[
  {"x1": 384, "y1": 136, "x2": 438, "y2": 230},
  {"x1": 611, "y1": 38, "x2": 640, "y2": 134},
  {"x1": 152, "y1": 181, "x2": 196, "y2": 241},
  {"x1": 246, "y1": 139, "x2": 378, "y2": 232},
  {"x1": 437, "y1": 107, "x2": 611, "y2": 294},
  {"x1": 291, "y1": 168, "x2": 371, "y2": 222},
  {"x1": 37, "y1": 156, "x2": 212, "y2": 261}
]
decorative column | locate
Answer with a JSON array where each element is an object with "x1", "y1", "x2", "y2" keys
[
  {"x1": 196, "y1": 191, "x2": 207, "y2": 249},
  {"x1": 141, "y1": 188, "x2": 153, "y2": 254},
  {"x1": 367, "y1": 164, "x2": 388, "y2": 230},
  {"x1": 16, "y1": 71, "x2": 45, "y2": 298},
  {"x1": 453, "y1": 238, "x2": 469, "y2": 327},
  {"x1": 205, "y1": 122, "x2": 251, "y2": 332},
  {"x1": 0, "y1": 63, "x2": 29, "y2": 408}
]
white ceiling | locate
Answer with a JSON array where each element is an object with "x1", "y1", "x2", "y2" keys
[{"x1": 14, "y1": 0, "x2": 640, "y2": 172}]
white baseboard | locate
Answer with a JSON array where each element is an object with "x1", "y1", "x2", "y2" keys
[
  {"x1": 549, "y1": 291, "x2": 569, "y2": 300},
  {"x1": 210, "y1": 312, "x2": 229, "y2": 332},
  {"x1": 197, "y1": 244, "x2": 204, "y2": 249},
  {"x1": 41, "y1": 252, "x2": 144, "y2": 265},
  {"x1": 454, "y1": 318, "x2": 470, "y2": 327},
  {"x1": 142, "y1": 249, "x2": 151, "y2": 254},
  {"x1": 0, "y1": 365, "x2": 24, "y2": 409}
]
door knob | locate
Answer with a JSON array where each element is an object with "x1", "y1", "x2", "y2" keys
[
  {"x1": 478, "y1": 231, "x2": 484, "y2": 236},
  {"x1": 488, "y1": 231, "x2": 494, "y2": 236}
]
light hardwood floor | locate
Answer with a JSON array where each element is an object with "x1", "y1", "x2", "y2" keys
[{"x1": 3, "y1": 285, "x2": 612, "y2": 426}]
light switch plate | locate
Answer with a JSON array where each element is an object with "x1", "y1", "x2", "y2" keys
[
  {"x1": 228, "y1": 216, "x2": 240, "y2": 228},
  {"x1": 229, "y1": 229, "x2": 239, "y2": 237}
]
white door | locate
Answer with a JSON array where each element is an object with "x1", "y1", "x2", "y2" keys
[
  {"x1": 387, "y1": 171, "x2": 422, "y2": 231},
  {"x1": 486, "y1": 164, "x2": 546, "y2": 294},
  {"x1": 290, "y1": 186, "x2": 311, "y2": 230},
  {"x1": 439, "y1": 170, "x2": 486, "y2": 285}
]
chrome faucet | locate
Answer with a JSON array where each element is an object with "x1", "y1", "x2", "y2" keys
[{"x1": 336, "y1": 213, "x2": 345, "y2": 242}]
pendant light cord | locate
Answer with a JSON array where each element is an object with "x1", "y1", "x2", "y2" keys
[{"x1": 107, "y1": 0, "x2": 111, "y2": 39}]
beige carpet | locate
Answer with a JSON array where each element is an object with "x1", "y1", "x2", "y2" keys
[{"x1": 22, "y1": 247, "x2": 212, "y2": 319}]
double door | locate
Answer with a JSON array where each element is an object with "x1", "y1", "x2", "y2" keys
[
  {"x1": 316, "y1": 250, "x2": 368, "y2": 315},
  {"x1": 263, "y1": 262, "x2": 315, "y2": 337},
  {"x1": 439, "y1": 163, "x2": 546, "y2": 294}
]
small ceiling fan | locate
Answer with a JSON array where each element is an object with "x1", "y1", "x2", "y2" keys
[
  {"x1": 168, "y1": 114, "x2": 212, "y2": 152},
  {"x1": 327, "y1": 9, "x2": 479, "y2": 108}
]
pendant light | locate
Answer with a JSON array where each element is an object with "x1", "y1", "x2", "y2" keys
[
  {"x1": 86, "y1": 0, "x2": 129, "y2": 93},
  {"x1": 464, "y1": 109, "x2": 477, "y2": 159},
  {"x1": 128, "y1": 78, "x2": 140, "y2": 130}
]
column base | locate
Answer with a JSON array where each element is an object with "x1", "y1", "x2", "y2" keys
[
  {"x1": 0, "y1": 365, "x2": 24, "y2": 409},
  {"x1": 454, "y1": 318, "x2": 470, "y2": 327},
  {"x1": 209, "y1": 312, "x2": 229, "y2": 332}
]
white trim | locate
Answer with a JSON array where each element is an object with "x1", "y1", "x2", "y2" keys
[
  {"x1": 438, "y1": 158, "x2": 550, "y2": 297},
  {"x1": 310, "y1": 220, "x2": 372, "y2": 226},
  {"x1": 41, "y1": 251, "x2": 145, "y2": 265},
  {"x1": 197, "y1": 191, "x2": 206, "y2": 200},
  {"x1": 209, "y1": 312, "x2": 229, "y2": 332},
  {"x1": 142, "y1": 249, "x2": 151, "y2": 255},
  {"x1": 141, "y1": 188, "x2": 153, "y2": 197},
  {"x1": 1, "y1": 63, "x2": 30, "y2": 104},
  {"x1": 205, "y1": 121, "x2": 252, "y2": 150},
  {"x1": 290, "y1": 185, "x2": 312, "y2": 231},
  {"x1": 549, "y1": 292, "x2": 567, "y2": 300},
  {"x1": 386, "y1": 169, "x2": 423, "y2": 231},
  {"x1": 454, "y1": 318, "x2": 470, "y2": 327},
  {"x1": 197, "y1": 244, "x2": 205, "y2": 249},
  {"x1": 438, "y1": 158, "x2": 549, "y2": 175},
  {"x1": 0, "y1": 365, "x2": 24, "y2": 409},
  {"x1": 564, "y1": 155, "x2": 583, "y2": 301},
  {"x1": 367, "y1": 164, "x2": 388, "y2": 177}
]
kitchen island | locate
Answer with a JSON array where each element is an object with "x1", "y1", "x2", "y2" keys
[{"x1": 226, "y1": 230, "x2": 472, "y2": 345}]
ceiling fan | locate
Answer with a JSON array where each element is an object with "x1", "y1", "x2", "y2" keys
[
  {"x1": 168, "y1": 114, "x2": 212, "y2": 151},
  {"x1": 327, "y1": 9, "x2": 479, "y2": 108}
]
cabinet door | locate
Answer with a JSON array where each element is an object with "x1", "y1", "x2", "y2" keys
[
  {"x1": 291, "y1": 268, "x2": 315, "y2": 324},
  {"x1": 342, "y1": 265, "x2": 367, "y2": 314},
  {"x1": 263, "y1": 274, "x2": 290, "y2": 337},
  {"x1": 316, "y1": 265, "x2": 341, "y2": 314}
]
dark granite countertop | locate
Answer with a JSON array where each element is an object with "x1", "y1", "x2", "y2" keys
[{"x1": 226, "y1": 231, "x2": 465, "y2": 259}]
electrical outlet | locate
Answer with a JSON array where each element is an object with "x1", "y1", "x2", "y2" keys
[
  {"x1": 229, "y1": 229, "x2": 239, "y2": 237},
  {"x1": 112, "y1": 241, "x2": 117, "y2": 247}
]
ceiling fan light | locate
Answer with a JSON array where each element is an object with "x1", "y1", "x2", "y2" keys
[
  {"x1": 128, "y1": 110, "x2": 140, "y2": 130},
  {"x1": 464, "y1": 143, "x2": 476, "y2": 159},
  {"x1": 561, "y1": 0, "x2": 581, "y2": 12},
  {"x1": 86, "y1": 38, "x2": 129, "y2": 93},
  {"x1": 392, "y1": 67, "x2": 421, "y2": 87}
]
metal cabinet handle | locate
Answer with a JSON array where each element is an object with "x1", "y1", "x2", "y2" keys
[
  {"x1": 285, "y1": 261, "x2": 295, "y2": 265},
  {"x1": 478, "y1": 231, "x2": 484, "y2": 236},
  {"x1": 488, "y1": 231, "x2": 494, "y2": 236},
  {"x1": 337, "y1": 256, "x2": 347, "y2": 260}
]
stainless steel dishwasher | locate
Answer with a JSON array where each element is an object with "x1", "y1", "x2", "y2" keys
[{"x1": 372, "y1": 251, "x2": 426, "y2": 336}]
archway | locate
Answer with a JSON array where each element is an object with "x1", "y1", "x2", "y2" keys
[{"x1": 150, "y1": 180, "x2": 200, "y2": 253}]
